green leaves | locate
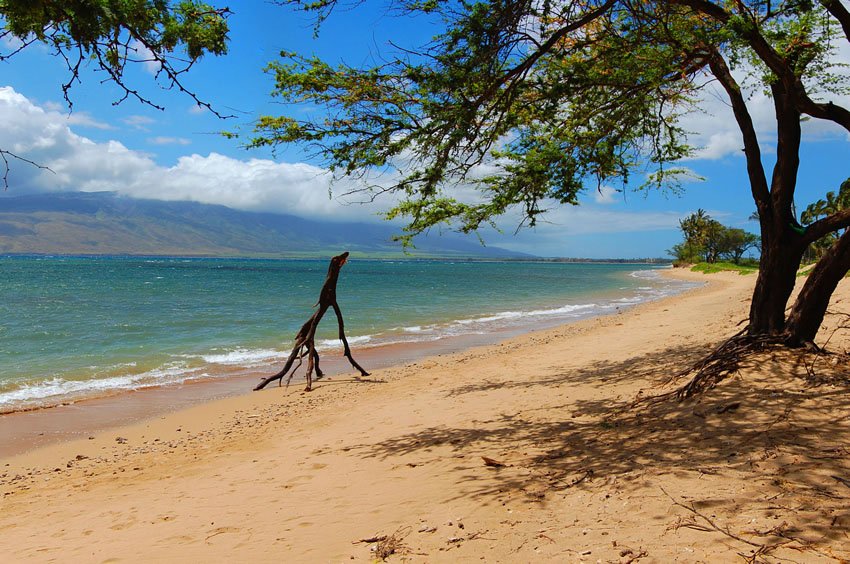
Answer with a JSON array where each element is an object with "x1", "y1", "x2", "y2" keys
[
  {"x1": 251, "y1": 0, "x2": 848, "y2": 243},
  {"x1": 0, "y1": 0, "x2": 230, "y2": 111},
  {"x1": 252, "y1": 1, "x2": 706, "y2": 240},
  {"x1": 673, "y1": 209, "x2": 759, "y2": 264}
]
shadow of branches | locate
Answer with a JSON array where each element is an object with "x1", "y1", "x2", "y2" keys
[{"x1": 352, "y1": 342, "x2": 850, "y2": 553}]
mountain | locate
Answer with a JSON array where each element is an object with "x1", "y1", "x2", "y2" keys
[{"x1": 0, "y1": 192, "x2": 530, "y2": 258}]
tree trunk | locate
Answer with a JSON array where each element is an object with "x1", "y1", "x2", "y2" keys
[
  {"x1": 747, "y1": 225, "x2": 804, "y2": 336},
  {"x1": 784, "y1": 231, "x2": 850, "y2": 346}
]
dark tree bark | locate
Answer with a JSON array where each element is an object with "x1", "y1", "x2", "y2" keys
[
  {"x1": 748, "y1": 228, "x2": 805, "y2": 336},
  {"x1": 709, "y1": 54, "x2": 807, "y2": 337},
  {"x1": 784, "y1": 231, "x2": 850, "y2": 346},
  {"x1": 254, "y1": 252, "x2": 370, "y2": 392}
]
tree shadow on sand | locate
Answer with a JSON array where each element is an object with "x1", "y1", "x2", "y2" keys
[
  {"x1": 447, "y1": 342, "x2": 708, "y2": 397},
  {"x1": 353, "y1": 343, "x2": 850, "y2": 559}
]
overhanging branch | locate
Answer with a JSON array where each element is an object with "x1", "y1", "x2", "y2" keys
[{"x1": 804, "y1": 208, "x2": 850, "y2": 245}]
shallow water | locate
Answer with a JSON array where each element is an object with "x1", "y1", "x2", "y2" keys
[{"x1": 0, "y1": 257, "x2": 696, "y2": 411}]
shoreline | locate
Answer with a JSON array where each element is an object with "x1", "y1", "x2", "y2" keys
[
  {"x1": 1, "y1": 260, "x2": 680, "y2": 414},
  {"x1": 7, "y1": 267, "x2": 849, "y2": 561},
  {"x1": 0, "y1": 267, "x2": 698, "y2": 458}
]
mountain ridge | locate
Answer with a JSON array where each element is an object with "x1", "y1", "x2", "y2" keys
[{"x1": 0, "y1": 192, "x2": 530, "y2": 258}]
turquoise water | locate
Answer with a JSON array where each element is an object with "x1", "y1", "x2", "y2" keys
[{"x1": 0, "y1": 256, "x2": 695, "y2": 411}]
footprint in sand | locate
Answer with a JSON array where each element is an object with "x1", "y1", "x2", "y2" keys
[{"x1": 109, "y1": 516, "x2": 138, "y2": 531}]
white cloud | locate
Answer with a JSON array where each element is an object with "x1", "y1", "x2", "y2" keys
[
  {"x1": 37, "y1": 101, "x2": 113, "y2": 130},
  {"x1": 148, "y1": 136, "x2": 191, "y2": 146},
  {"x1": 593, "y1": 185, "x2": 620, "y2": 204},
  {"x1": 188, "y1": 104, "x2": 206, "y2": 115},
  {"x1": 65, "y1": 112, "x2": 113, "y2": 130},
  {"x1": 530, "y1": 205, "x2": 683, "y2": 235},
  {"x1": 0, "y1": 86, "x2": 727, "y2": 242},
  {"x1": 0, "y1": 86, "x2": 385, "y2": 222},
  {"x1": 130, "y1": 40, "x2": 160, "y2": 75},
  {"x1": 122, "y1": 115, "x2": 155, "y2": 131}
]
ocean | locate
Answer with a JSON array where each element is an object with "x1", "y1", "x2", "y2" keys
[{"x1": 0, "y1": 256, "x2": 698, "y2": 412}]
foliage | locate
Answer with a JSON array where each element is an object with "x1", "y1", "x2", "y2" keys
[
  {"x1": 691, "y1": 261, "x2": 758, "y2": 275},
  {"x1": 0, "y1": 0, "x2": 230, "y2": 111},
  {"x1": 671, "y1": 209, "x2": 759, "y2": 264},
  {"x1": 0, "y1": 0, "x2": 230, "y2": 188},
  {"x1": 253, "y1": 1, "x2": 717, "y2": 243},
  {"x1": 252, "y1": 0, "x2": 848, "y2": 250}
]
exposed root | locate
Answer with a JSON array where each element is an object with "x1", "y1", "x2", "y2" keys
[
  {"x1": 649, "y1": 326, "x2": 804, "y2": 401},
  {"x1": 677, "y1": 331, "x2": 772, "y2": 399}
]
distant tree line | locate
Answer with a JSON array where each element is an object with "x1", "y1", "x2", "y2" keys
[
  {"x1": 670, "y1": 210, "x2": 759, "y2": 266},
  {"x1": 673, "y1": 179, "x2": 850, "y2": 268}
]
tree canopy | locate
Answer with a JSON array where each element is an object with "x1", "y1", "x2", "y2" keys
[
  {"x1": 253, "y1": 1, "x2": 844, "y2": 239},
  {"x1": 0, "y1": 0, "x2": 230, "y2": 186},
  {"x1": 671, "y1": 209, "x2": 759, "y2": 265},
  {"x1": 254, "y1": 0, "x2": 850, "y2": 348},
  {"x1": 0, "y1": 0, "x2": 230, "y2": 110}
]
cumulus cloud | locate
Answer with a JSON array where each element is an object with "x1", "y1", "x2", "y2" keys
[
  {"x1": 0, "y1": 86, "x2": 710, "y2": 237},
  {"x1": 0, "y1": 86, "x2": 386, "y2": 222}
]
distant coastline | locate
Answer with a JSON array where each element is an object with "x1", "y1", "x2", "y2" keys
[{"x1": 1, "y1": 253, "x2": 672, "y2": 263}]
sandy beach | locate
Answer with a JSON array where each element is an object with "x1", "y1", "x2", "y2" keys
[{"x1": 2, "y1": 268, "x2": 850, "y2": 562}]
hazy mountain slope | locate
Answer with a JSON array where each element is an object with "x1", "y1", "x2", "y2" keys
[{"x1": 0, "y1": 192, "x2": 528, "y2": 258}]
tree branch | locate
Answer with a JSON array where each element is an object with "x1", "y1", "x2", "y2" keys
[
  {"x1": 794, "y1": 96, "x2": 850, "y2": 132},
  {"x1": 820, "y1": 0, "x2": 850, "y2": 42},
  {"x1": 707, "y1": 50, "x2": 770, "y2": 208},
  {"x1": 769, "y1": 82, "x2": 801, "y2": 214},
  {"x1": 0, "y1": 150, "x2": 54, "y2": 191},
  {"x1": 804, "y1": 208, "x2": 850, "y2": 244}
]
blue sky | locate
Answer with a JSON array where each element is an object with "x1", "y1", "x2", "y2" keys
[{"x1": 1, "y1": 3, "x2": 848, "y2": 258}]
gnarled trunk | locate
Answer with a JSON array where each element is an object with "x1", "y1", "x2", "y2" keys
[
  {"x1": 784, "y1": 231, "x2": 850, "y2": 346},
  {"x1": 747, "y1": 229, "x2": 805, "y2": 336}
]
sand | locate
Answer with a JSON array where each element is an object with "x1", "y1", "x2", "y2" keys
[{"x1": 2, "y1": 269, "x2": 850, "y2": 562}]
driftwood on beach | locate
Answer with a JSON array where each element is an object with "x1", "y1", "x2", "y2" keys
[{"x1": 254, "y1": 251, "x2": 369, "y2": 392}]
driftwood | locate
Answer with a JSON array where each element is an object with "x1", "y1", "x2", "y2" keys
[{"x1": 254, "y1": 252, "x2": 369, "y2": 392}]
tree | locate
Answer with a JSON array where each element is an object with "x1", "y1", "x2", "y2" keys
[
  {"x1": 672, "y1": 210, "x2": 758, "y2": 264},
  {"x1": 800, "y1": 179, "x2": 850, "y2": 264},
  {"x1": 675, "y1": 209, "x2": 723, "y2": 264},
  {"x1": 252, "y1": 1, "x2": 850, "y2": 350},
  {"x1": 0, "y1": 0, "x2": 231, "y2": 186},
  {"x1": 718, "y1": 228, "x2": 759, "y2": 264}
]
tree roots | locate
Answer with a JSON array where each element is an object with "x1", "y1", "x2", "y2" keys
[{"x1": 673, "y1": 329, "x2": 788, "y2": 399}]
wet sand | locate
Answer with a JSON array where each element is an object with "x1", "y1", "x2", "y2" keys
[{"x1": 0, "y1": 285, "x2": 669, "y2": 459}]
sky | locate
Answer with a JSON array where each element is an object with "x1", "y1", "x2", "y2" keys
[{"x1": 0, "y1": 3, "x2": 848, "y2": 259}]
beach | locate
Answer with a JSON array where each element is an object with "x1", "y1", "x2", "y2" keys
[{"x1": 2, "y1": 268, "x2": 849, "y2": 562}]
